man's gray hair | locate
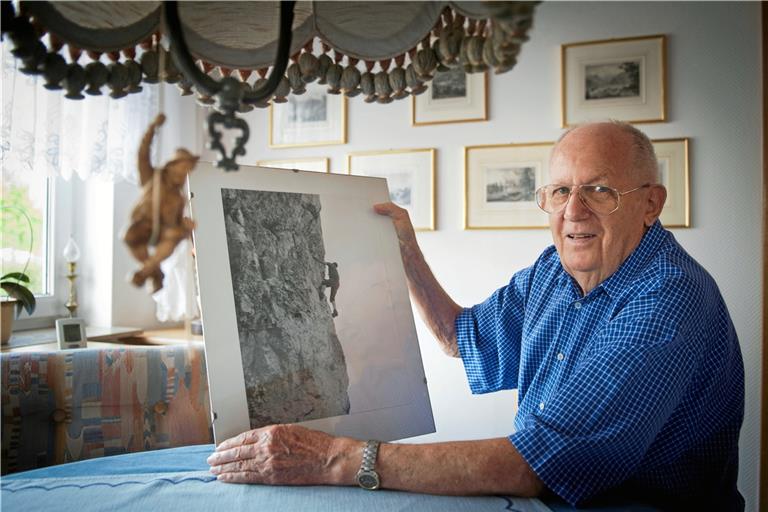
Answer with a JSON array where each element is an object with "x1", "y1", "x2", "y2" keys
[{"x1": 554, "y1": 120, "x2": 659, "y2": 183}]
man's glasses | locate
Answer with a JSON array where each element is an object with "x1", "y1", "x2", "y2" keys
[{"x1": 535, "y1": 183, "x2": 650, "y2": 216}]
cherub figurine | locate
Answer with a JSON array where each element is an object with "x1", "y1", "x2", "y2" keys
[{"x1": 123, "y1": 113, "x2": 199, "y2": 292}]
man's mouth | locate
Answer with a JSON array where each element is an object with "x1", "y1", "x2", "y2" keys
[{"x1": 566, "y1": 233, "x2": 596, "y2": 240}]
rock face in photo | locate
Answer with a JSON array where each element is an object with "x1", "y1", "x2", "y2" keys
[{"x1": 221, "y1": 188, "x2": 350, "y2": 427}]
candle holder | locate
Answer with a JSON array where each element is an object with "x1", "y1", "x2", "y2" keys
[{"x1": 62, "y1": 237, "x2": 80, "y2": 318}]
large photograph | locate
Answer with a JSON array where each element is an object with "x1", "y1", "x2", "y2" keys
[
  {"x1": 190, "y1": 164, "x2": 434, "y2": 443},
  {"x1": 221, "y1": 189, "x2": 350, "y2": 427}
]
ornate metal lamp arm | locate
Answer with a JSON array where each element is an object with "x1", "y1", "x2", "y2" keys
[{"x1": 164, "y1": 0, "x2": 296, "y2": 170}]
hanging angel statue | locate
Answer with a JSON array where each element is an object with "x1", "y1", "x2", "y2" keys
[{"x1": 123, "y1": 113, "x2": 199, "y2": 292}]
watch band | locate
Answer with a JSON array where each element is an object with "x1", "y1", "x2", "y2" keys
[
  {"x1": 356, "y1": 440, "x2": 381, "y2": 490},
  {"x1": 361, "y1": 440, "x2": 380, "y2": 471}
]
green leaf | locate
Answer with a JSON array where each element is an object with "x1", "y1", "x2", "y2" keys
[
  {"x1": 1, "y1": 272, "x2": 31, "y2": 283},
  {"x1": 0, "y1": 282, "x2": 36, "y2": 317}
]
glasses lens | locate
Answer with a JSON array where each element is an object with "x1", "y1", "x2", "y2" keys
[
  {"x1": 579, "y1": 185, "x2": 619, "y2": 215},
  {"x1": 536, "y1": 185, "x2": 571, "y2": 213}
]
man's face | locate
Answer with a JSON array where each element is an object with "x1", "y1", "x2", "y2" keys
[{"x1": 547, "y1": 125, "x2": 658, "y2": 294}]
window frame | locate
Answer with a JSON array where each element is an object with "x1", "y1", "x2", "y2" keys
[{"x1": 12, "y1": 175, "x2": 74, "y2": 330}]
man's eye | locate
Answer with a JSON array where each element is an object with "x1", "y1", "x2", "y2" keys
[
  {"x1": 592, "y1": 186, "x2": 612, "y2": 194},
  {"x1": 552, "y1": 186, "x2": 570, "y2": 196}
]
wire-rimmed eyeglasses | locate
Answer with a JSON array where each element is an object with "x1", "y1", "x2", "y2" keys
[{"x1": 535, "y1": 183, "x2": 651, "y2": 216}]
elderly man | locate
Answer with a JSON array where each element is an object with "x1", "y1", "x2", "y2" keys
[{"x1": 207, "y1": 122, "x2": 744, "y2": 511}]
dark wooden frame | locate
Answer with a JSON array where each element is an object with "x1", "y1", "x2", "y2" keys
[{"x1": 761, "y1": 3, "x2": 767, "y2": 511}]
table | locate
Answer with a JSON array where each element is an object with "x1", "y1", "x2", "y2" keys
[{"x1": 0, "y1": 445, "x2": 658, "y2": 512}]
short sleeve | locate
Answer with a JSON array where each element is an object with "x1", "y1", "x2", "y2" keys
[
  {"x1": 510, "y1": 315, "x2": 700, "y2": 506},
  {"x1": 456, "y1": 264, "x2": 535, "y2": 394}
]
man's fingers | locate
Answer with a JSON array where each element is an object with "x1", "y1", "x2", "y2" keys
[
  {"x1": 215, "y1": 471, "x2": 261, "y2": 484},
  {"x1": 208, "y1": 444, "x2": 253, "y2": 466},
  {"x1": 210, "y1": 458, "x2": 255, "y2": 475},
  {"x1": 216, "y1": 428, "x2": 263, "y2": 451},
  {"x1": 373, "y1": 201, "x2": 404, "y2": 216}
]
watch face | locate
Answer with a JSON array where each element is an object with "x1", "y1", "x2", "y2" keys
[{"x1": 357, "y1": 470, "x2": 380, "y2": 490}]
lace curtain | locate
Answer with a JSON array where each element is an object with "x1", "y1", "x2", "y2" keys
[
  {"x1": 1, "y1": 43, "x2": 195, "y2": 323},
  {"x1": 1, "y1": 43, "x2": 159, "y2": 184}
]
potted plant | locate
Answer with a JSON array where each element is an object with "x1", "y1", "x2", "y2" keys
[
  {"x1": 1, "y1": 272, "x2": 36, "y2": 343},
  {"x1": 1, "y1": 204, "x2": 37, "y2": 344}
]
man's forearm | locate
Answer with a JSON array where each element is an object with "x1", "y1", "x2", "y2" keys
[
  {"x1": 329, "y1": 437, "x2": 544, "y2": 497},
  {"x1": 399, "y1": 238, "x2": 463, "y2": 357}
]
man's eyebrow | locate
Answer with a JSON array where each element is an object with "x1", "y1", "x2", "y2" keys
[{"x1": 550, "y1": 173, "x2": 612, "y2": 186}]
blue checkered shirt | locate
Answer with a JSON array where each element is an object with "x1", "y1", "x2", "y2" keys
[{"x1": 456, "y1": 221, "x2": 744, "y2": 509}]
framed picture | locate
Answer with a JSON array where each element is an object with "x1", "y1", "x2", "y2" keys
[
  {"x1": 269, "y1": 82, "x2": 347, "y2": 148},
  {"x1": 653, "y1": 138, "x2": 690, "y2": 228},
  {"x1": 347, "y1": 148, "x2": 436, "y2": 231},
  {"x1": 412, "y1": 69, "x2": 487, "y2": 126},
  {"x1": 561, "y1": 34, "x2": 666, "y2": 127},
  {"x1": 464, "y1": 142, "x2": 554, "y2": 229},
  {"x1": 188, "y1": 163, "x2": 435, "y2": 444},
  {"x1": 256, "y1": 157, "x2": 330, "y2": 173}
]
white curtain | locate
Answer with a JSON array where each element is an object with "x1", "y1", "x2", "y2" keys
[
  {"x1": 1, "y1": 43, "x2": 195, "y2": 323},
  {"x1": 1, "y1": 43, "x2": 159, "y2": 184}
]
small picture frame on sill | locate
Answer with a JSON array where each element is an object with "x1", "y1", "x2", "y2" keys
[
  {"x1": 561, "y1": 34, "x2": 667, "y2": 127},
  {"x1": 653, "y1": 138, "x2": 690, "y2": 228},
  {"x1": 347, "y1": 148, "x2": 436, "y2": 231},
  {"x1": 464, "y1": 142, "x2": 554, "y2": 230},
  {"x1": 269, "y1": 82, "x2": 347, "y2": 148},
  {"x1": 412, "y1": 69, "x2": 487, "y2": 126},
  {"x1": 257, "y1": 157, "x2": 330, "y2": 173}
]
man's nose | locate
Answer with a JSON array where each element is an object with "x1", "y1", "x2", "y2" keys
[{"x1": 563, "y1": 188, "x2": 591, "y2": 220}]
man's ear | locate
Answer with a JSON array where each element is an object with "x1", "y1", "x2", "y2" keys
[{"x1": 644, "y1": 185, "x2": 667, "y2": 227}]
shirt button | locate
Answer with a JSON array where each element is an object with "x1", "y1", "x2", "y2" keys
[
  {"x1": 557, "y1": 353, "x2": 564, "y2": 361},
  {"x1": 574, "y1": 302, "x2": 582, "y2": 310},
  {"x1": 539, "y1": 402, "x2": 545, "y2": 411}
]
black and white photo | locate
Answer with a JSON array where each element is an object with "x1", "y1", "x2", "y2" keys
[
  {"x1": 431, "y1": 68, "x2": 467, "y2": 100},
  {"x1": 221, "y1": 189, "x2": 350, "y2": 428},
  {"x1": 584, "y1": 60, "x2": 641, "y2": 100},
  {"x1": 270, "y1": 82, "x2": 347, "y2": 147},
  {"x1": 484, "y1": 166, "x2": 536, "y2": 203},
  {"x1": 287, "y1": 90, "x2": 328, "y2": 124}
]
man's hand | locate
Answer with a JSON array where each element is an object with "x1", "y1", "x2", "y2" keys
[
  {"x1": 373, "y1": 202, "x2": 417, "y2": 248},
  {"x1": 207, "y1": 424, "x2": 358, "y2": 486}
]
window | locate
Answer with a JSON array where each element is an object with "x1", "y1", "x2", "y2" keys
[
  {"x1": 1, "y1": 171, "x2": 52, "y2": 296},
  {"x1": 1, "y1": 169, "x2": 73, "y2": 325}
]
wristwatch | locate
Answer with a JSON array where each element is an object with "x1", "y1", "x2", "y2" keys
[{"x1": 355, "y1": 440, "x2": 381, "y2": 490}]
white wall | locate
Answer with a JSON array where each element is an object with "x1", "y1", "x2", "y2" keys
[{"x1": 186, "y1": 2, "x2": 762, "y2": 508}]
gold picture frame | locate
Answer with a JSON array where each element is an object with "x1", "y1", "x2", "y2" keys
[
  {"x1": 347, "y1": 148, "x2": 436, "y2": 231},
  {"x1": 653, "y1": 138, "x2": 690, "y2": 228},
  {"x1": 561, "y1": 34, "x2": 667, "y2": 127},
  {"x1": 256, "y1": 157, "x2": 330, "y2": 173},
  {"x1": 269, "y1": 82, "x2": 347, "y2": 148},
  {"x1": 464, "y1": 142, "x2": 554, "y2": 230},
  {"x1": 412, "y1": 70, "x2": 488, "y2": 126}
]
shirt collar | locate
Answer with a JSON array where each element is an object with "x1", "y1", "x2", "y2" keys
[
  {"x1": 555, "y1": 220, "x2": 668, "y2": 299},
  {"x1": 598, "y1": 220, "x2": 668, "y2": 298}
]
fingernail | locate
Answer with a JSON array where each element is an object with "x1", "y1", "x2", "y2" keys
[{"x1": 210, "y1": 465, "x2": 220, "y2": 474}]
